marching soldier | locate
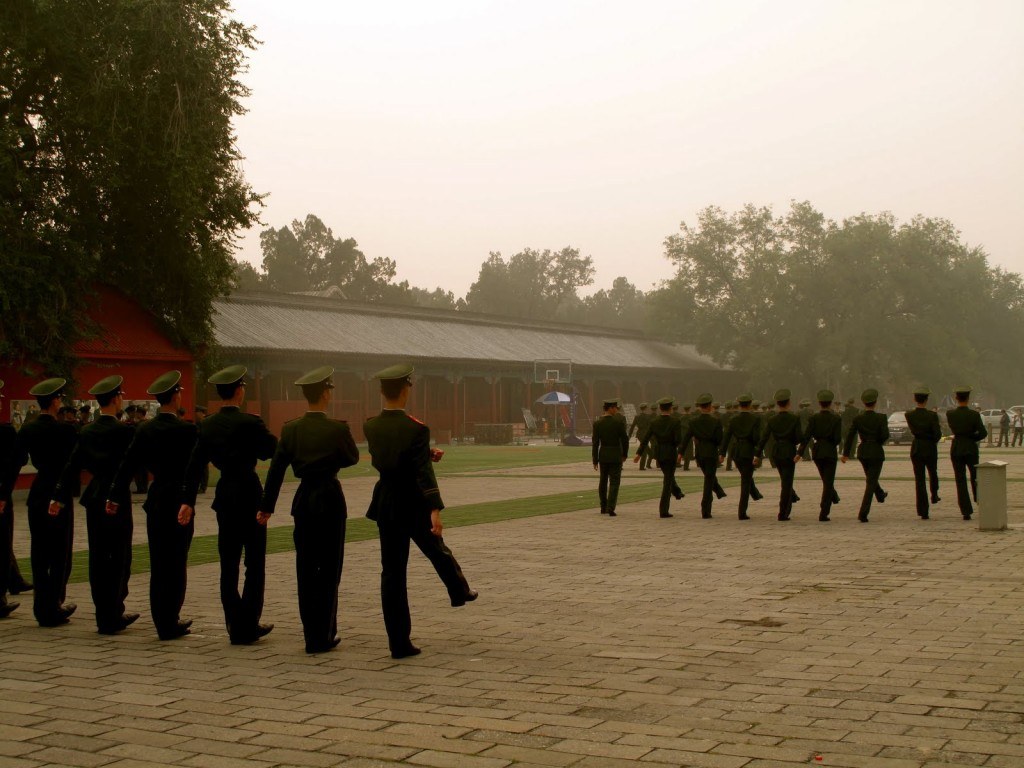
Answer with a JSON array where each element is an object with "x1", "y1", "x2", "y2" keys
[
  {"x1": 799, "y1": 390, "x2": 842, "y2": 522},
  {"x1": 1012, "y1": 407, "x2": 1024, "y2": 448},
  {"x1": 946, "y1": 387, "x2": 986, "y2": 520},
  {"x1": 634, "y1": 397, "x2": 685, "y2": 518},
  {"x1": 797, "y1": 399, "x2": 813, "y2": 460},
  {"x1": 756, "y1": 390, "x2": 802, "y2": 521},
  {"x1": 0, "y1": 380, "x2": 23, "y2": 617},
  {"x1": 15, "y1": 378, "x2": 79, "y2": 626},
  {"x1": 905, "y1": 387, "x2": 942, "y2": 519},
  {"x1": 182, "y1": 365, "x2": 277, "y2": 644},
  {"x1": 109, "y1": 371, "x2": 197, "y2": 639},
  {"x1": 720, "y1": 394, "x2": 762, "y2": 520},
  {"x1": 365, "y1": 364, "x2": 476, "y2": 659},
  {"x1": 688, "y1": 393, "x2": 725, "y2": 519},
  {"x1": 761, "y1": 402, "x2": 777, "y2": 468},
  {"x1": 679, "y1": 404, "x2": 695, "y2": 471},
  {"x1": 628, "y1": 403, "x2": 652, "y2": 470},
  {"x1": 722, "y1": 401, "x2": 737, "y2": 471},
  {"x1": 841, "y1": 389, "x2": 889, "y2": 523},
  {"x1": 841, "y1": 397, "x2": 859, "y2": 444},
  {"x1": 592, "y1": 398, "x2": 629, "y2": 517},
  {"x1": 51, "y1": 376, "x2": 138, "y2": 633},
  {"x1": 261, "y1": 367, "x2": 359, "y2": 653}
]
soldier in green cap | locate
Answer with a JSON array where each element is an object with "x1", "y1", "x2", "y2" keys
[
  {"x1": 634, "y1": 397, "x2": 685, "y2": 518},
  {"x1": 364, "y1": 364, "x2": 476, "y2": 659},
  {"x1": 628, "y1": 403, "x2": 652, "y2": 470},
  {"x1": 946, "y1": 387, "x2": 986, "y2": 519},
  {"x1": 799, "y1": 390, "x2": 842, "y2": 522},
  {"x1": 905, "y1": 387, "x2": 942, "y2": 519},
  {"x1": 679, "y1": 404, "x2": 695, "y2": 471},
  {"x1": 182, "y1": 365, "x2": 277, "y2": 644},
  {"x1": 0, "y1": 380, "x2": 25, "y2": 617},
  {"x1": 797, "y1": 399, "x2": 813, "y2": 460},
  {"x1": 592, "y1": 398, "x2": 629, "y2": 517},
  {"x1": 109, "y1": 370, "x2": 198, "y2": 639},
  {"x1": 756, "y1": 389, "x2": 803, "y2": 521},
  {"x1": 841, "y1": 389, "x2": 889, "y2": 522},
  {"x1": 260, "y1": 367, "x2": 359, "y2": 653},
  {"x1": 720, "y1": 394, "x2": 763, "y2": 520},
  {"x1": 689, "y1": 393, "x2": 725, "y2": 519},
  {"x1": 13, "y1": 378, "x2": 79, "y2": 625},
  {"x1": 51, "y1": 376, "x2": 139, "y2": 633},
  {"x1": 841, "y1": 397, "x2": 859, "y2": 444}
]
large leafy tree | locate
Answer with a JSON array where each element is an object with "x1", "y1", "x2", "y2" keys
[
  {"x1": 656, "y1": 202, "x2": 1024, "y2": 402},
  {"x1": 0, "y1": 0, "x2": 260, "y2": 375},
  {"x1": 464, "y1": 247, "x2": 595, "y2": 320}
]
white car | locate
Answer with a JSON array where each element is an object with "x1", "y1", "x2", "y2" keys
[{"x1": 979, "y1": 408, "x2": 1010, "y2": 431}]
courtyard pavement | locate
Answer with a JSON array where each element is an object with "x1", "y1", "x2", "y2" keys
[{"x1": 1, "y1": 447, "x2": 1022, "y2": 767}]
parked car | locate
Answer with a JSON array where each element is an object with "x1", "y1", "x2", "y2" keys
[
  {"x1": 887, "y1": 411, "x2": 909, "y2": 445},
  {"x1": 979, "y1": 408, "x2": 1009, "y2": 431}
]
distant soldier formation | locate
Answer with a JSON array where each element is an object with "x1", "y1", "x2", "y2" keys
[
  {"x1": 0, "y1": 365, "x2": 475, "y2": 660},
  {"x1": 0, "y1": 370, "x2": 1003, "y2": 653}
]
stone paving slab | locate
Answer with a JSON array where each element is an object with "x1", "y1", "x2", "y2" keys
[{"x1": 1, "y1": 450, "x2": 1021, "y2": 767}]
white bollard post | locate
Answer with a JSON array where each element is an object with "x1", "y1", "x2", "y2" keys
[{"x1": 976, "y1": 460, "x2": 1008, "y2": 531}]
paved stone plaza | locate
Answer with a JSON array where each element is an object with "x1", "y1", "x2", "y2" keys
[{"x1": 1, "y1": 448, "x2": 1022, "y2": 767}]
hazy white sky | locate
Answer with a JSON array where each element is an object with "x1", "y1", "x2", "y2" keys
[{"x1": 230, "y1": 0, "x2": 1023, "y2": 296}]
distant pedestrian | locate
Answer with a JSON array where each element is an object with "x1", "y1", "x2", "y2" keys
[
  {"x1": 997, "y1": 410, "x2": 1010, "y2": 447},
  {"x1": 1012, "y1": 408, "x2": 1023, "y2": 447}
]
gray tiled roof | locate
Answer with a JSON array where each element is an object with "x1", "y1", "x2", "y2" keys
[{"x1": 213, "y1": 294, "x2": 722, "y2": 372}]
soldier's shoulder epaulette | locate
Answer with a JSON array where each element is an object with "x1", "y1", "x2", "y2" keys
[{"x1": 406, "y1": 413, "x2": 427, "y2": 426}]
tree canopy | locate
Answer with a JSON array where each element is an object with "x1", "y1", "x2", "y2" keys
[
  {"x1": 656, "y1": 202, "x2": 1024, "y2": 402},
  {"x1": 0, "y1": 0, "x2": 260, "y2": 376}
]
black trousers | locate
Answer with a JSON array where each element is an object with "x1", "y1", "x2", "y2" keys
[
  {"x1": 598, "y1": 462, "x2": 623, "y2": 512},
  {"x1": 857, "y1": 459, "x2": 886, "y2": 518},
  {"x1": 911, "y1": 455, "x2": 939, "y2": 517},
  {"x1": 735, "y1": 458, "x2": 759, "y2": 517},
  {"x1": 293, "y1": 511, "x2": 346, "y2": 651},
  {"x1": 147, "y1": 507, "x2": 194, "y2": 636},
  {"x1": 640, "y1": 446, "x2": 654, "y2": 469},
  {"x1": 775, "y1": 459, "x2": 796, "y2": 519},
  {"x1": 27, "y1": 500, "x2": 74, "y2": 623},
  {"x1": 656, "y1": 459, "x2": 681, "y2": 515},
  {"x1": 0, "y1": 497, "x2": 10, "y2": 605},
  {"x1": 951, "y1": 456, "x2": 977, "y2": 517},
  {"x1": 696, "y1": 457, "x2": 719, "y2": 517},
  {"x1": 86, "y1": 501, "x2": 133, "y2": 629},
  {"x1": 813, "y1": 458, "x2": 838, "y2": 519},
  {"x1": 377, "y1": 519, "x2": 470, "y2": 650},
  {"x1": 1012, "y1": 428, "x2": 1023, "y2": 447},
  {"x1": 216, "y1": 509, "x2": 267, "y2": 639}
]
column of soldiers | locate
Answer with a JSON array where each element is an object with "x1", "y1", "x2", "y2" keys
[
  {"x1": 619, "y1": 386, "x2": 989, "y2": 524},
  {"x1": 0, "y1": 364, "x2": 476, "y2": 660}
]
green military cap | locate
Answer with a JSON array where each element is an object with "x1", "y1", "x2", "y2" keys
[
  {"x1": 737, "y1": 394, "x2": 753, "y2": 404},
  {"x1": 294, "y1": 365, "x2": 335, "y2": 387},
  {"x1": 773, "y1": 388, "x2": 790, "y2": 402},
  {"x1": 374, "y1": 363, "x2": 414, "y2": 381},
  {"x1": 30, "y1": 377, "x2": 67, "y2": 397},
  {"x1": 861, "y1": 388, "x2": 879, "y2": 404},
  {"x1": 816, "y1": 389, "x2": 834, "y2": 403},
  {"x1": 913, "y1": 386, "x2": 930, "y2": 396},
  {"x1": 147, "y1": 370, "x2": 182, "y2": 395},
  {"x1": 638, "y1": 402, "x2": 648, "y2": 409},
  {"x1": 656, "y1": 396, "x2": 674, "y2": 407},
  {"x1": 846, "y1": 397, "x2": 855, "y2": 405},
  {"x1": 953, "y1": 385, "x2": 971, "y2": 394},
  {"x1": 208, "y1": 364, "x2": 246, "y2": 386},
  {"x1": 695, "y1": 393, "x2": 713, "y2": 406},
  {"x1": 88, "y1": 375, "x2": 123, "y2": 396},
  {"x1": 751, "y1": 399, "x2": 760, "y2": 407},
  {"x1": 602, "y1": 397, "x2": 619, "y2": 408},
  {"x1": 799, "y1": 398, "x2": 811, "y2": 407}
]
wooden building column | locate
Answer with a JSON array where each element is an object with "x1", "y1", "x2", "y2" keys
[
  {"x1": 451, "y1": 377, "x2": 460, "y2": 441},
  {"x1": 490, "y1": 377, "x2": 498, "y2": 423},
  {"x1": 422, "y1": 376, "x2": 429, "y2": 423}
]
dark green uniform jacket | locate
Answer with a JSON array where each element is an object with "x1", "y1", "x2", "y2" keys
[
  {"x1": 801, "y1": 411, "x2": 843, "y2": 460},
  {"x1": 628, "y1": 412, "x2": 651, "y2": 439},
  {"x1": 757, "y1": 412, "x2": 801, "y2": 460},
  {"x1": 905, "y1": 408, "x2": 942, "y2": 459},
  {"x1": 0, "y1": 422, "x2": 20, "y2": 503},
  {"x1": 364, "y1": 410, "x2": 444, "y2": 524},
  {"x1": 687, "y1": 413, "x2": 723, "y2": 459},
  {"x1": 54, "y1": 415, "x2": 135, "y2": 507},
  {"x1": 111, "y1": 412, "x2": 198, "y2": 514},
  {"x1": 261, "y1": 412, "x2": 359, "y2": 517},
  {"x1": 592, "y1": 414, "x2": 629, "y2": 464},
  {"x1": 15, "y1": 414, "x2": 78, "y2": 508},
  {"x1": 843, "y1": 411, "x2": 889, "y2": 460},
  {"x1": 946, "y1": 406, "x2": 986, "y2": 461},
  {"x1": 720, "y1": 411, "x2": 761, "y2": 460},
  {"x1": 636, "y1": 414, "x2": 683, "y2": 463}
]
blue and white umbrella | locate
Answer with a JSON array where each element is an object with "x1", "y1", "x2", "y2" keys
[{"x1": 535, "y1": 391, "x2": 571, "y2": 405}]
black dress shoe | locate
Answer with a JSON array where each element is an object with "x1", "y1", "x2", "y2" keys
[
  {"x1": 877, "y1": 491, "x2": 888, "y2": 504},
  {"x1": 671, "y1": 488, "x2": 683, "y2": 500},
  {"x1": 232, "y1": 623, "x2": 274, "y2": 644},
  {"x1": 819, "y1": 515, "x2": 830, "y2": 522},
  {"x1": 931, "y1": 496, "x2": 941, "y2": 504},
  {"x1": 858, "y1": 514, "x2": 869, "y2": 523},
  {"x1": 451, "y1": 590, "x2": 479, "y2": 607},
  {"x1": 607, "y1": 510, "x2": 617, "y2": 517},
  {"x1": 390, "y1": 644, "x2": 422, "y2": 659},
  {"x1": 777, "y1": 514, "x2": 790, "y2": 522},
  {"x1": 962, "y1": 515, "x2": 972, "y2": 521},
  {"x1": 738, "y1": 513, "x2": 750, "y2": 520},
  {"x1": 61, "y1": 602, "x2": 77, "y2": 618},
  {"x1": 791, "y1": 493, "x2": 800, "y2": 503},
  {"x1": 122, "y1": 612, "x2": 140, "y2": 627},
  {"x1": 832, "y1": 491, "x2": 840, "y2": 503},
  {"x1": 0, "y1": 601, "x2": 19, "y2": 618},
  {"x1": 715, "y1": 491, "x2": 727, "y2": 500},
  {"x1": 659, "y1": 512, "x2": 673, "y2": 518},
  {"x1": 701, "y1": 512, "x2": 712, "y2": 519},
  {"x1": 306, "y1": 637, "x2": 341, "y2": 654},
  {"x1": 751, "y1": 492, "x2": 763, "y2": 501},
  {"x1": 920, "y1": 514, "x2": 929, "y2": 520},
  {"x1": 9, "y1": 581, "x2": 33, "y2": 595},
  {"x1": 159, "y1": 620, "x2": 192, "y2": 640}
]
